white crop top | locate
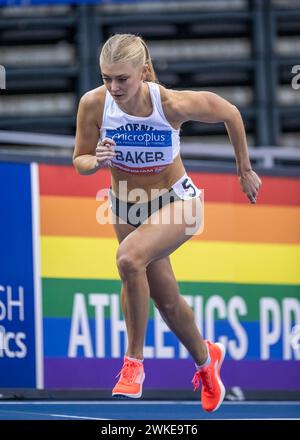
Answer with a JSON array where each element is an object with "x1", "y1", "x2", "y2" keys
[{"x1": 100, "y1": 82, "x2": 180, "y2": 174}]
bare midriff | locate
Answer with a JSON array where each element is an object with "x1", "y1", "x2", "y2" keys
[{"x1": 110, "y1": 153, "x2": 186, "y2": 202}]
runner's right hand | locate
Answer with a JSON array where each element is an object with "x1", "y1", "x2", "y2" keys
[{"x1": 95, "y1": 137, "x2": 116, "y2": 167}]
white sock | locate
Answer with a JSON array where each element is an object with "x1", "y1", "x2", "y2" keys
[
  {"x1": 126, "y1": 355, "x2": 144, "y2": 364},
  {"x1": 195, "y1": 342, "x2": 211, "y2": 370}
]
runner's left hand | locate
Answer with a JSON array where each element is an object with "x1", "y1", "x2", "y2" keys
[{"x1": 239, "y1": 169, "x2": 262, "y2": 204}]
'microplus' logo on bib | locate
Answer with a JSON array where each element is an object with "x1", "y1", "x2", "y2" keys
[{"x1": 106, "y1": 129, "x2": 172, "y2": 147}]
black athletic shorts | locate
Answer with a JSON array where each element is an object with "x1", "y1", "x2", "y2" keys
[
  {"x1": 109, "y1": 187, "x2": 181, "y2": 228},
  {"x1": 108, "y1": 173, "x2": 201, "y2": 228}
]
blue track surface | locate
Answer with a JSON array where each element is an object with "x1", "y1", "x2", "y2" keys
[{"x1": 0, "y1": 401, "x2": 299, "y2": 420}]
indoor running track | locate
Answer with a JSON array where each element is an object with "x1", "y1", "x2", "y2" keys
[{"x1": 0, "y1": 401, "x2": 299, "y2": 420}]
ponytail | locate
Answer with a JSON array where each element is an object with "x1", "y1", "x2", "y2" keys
[{"x1": 139, "y1": 38, "x2": 158, "y2": 83}]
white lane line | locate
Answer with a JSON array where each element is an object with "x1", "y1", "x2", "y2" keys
[
  {"x1": 0, "y1": 408, "x2": 110, "y2": 420},
  {"x1": 51, "y1": 414, "x2": 110, "y2": 420},
  {"x1": 1, "y1": 401, "x2": 299, "y2": 406}
]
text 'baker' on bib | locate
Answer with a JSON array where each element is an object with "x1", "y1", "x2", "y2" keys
[{"x1": 106, "y1": 129, "x2": 173, "y2": 173}]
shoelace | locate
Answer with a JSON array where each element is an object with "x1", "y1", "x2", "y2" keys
[
  {"x1": 192, "y1": 370, "x2": 201, "y2": 391},
  {"x1": 116, "y1": 360, "x2": 141, "y2": 384},
  {"x1": 192, "y1": 367, "x2": 214, "y2": 393}
]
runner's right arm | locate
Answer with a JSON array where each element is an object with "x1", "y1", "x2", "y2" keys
[{"x1": 73, "y1": 91, "x2": 115, "y2": 175}]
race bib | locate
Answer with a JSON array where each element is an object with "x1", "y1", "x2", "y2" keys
[{"x1": 171, "y1": 174, "x2": 202, "y2": 200}]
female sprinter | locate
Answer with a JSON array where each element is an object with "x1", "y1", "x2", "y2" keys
[{"x1": 73, "y1": 34, "x2": 262, "y2": 412}]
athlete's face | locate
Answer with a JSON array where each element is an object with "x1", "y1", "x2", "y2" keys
[{"x1": 101, "y1": 62, "x2": 146, "y2": 102}]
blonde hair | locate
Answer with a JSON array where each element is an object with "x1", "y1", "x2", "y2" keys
[{"x1": 100, "y1": 34, "x2": 158, "y2": 83}]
